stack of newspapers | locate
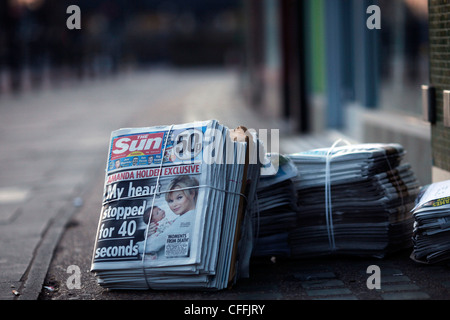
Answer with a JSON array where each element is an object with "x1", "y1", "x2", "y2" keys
[
  {"x1": 252, "y1": 154, "x2": 298, "y2": 257},
  {"x1": 411, "y1": 180, "x2": 450, "y2": 264},
  {"x1": 90, "y1": 120, "x2": 263, "y2": 290},
  {"x1": 287, "y1": 142, "x2": 420, "y2": 258}
]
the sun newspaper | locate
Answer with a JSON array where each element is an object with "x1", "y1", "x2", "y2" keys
[{"x1": 90, "y1": 120, "x2": 268, "y2": 290}]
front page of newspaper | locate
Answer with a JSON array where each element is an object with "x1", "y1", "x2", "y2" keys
[{"x1": 91, "y1": 120, "x2": 215, "y2": 272}]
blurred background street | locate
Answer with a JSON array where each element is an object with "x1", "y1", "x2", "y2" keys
[{"x1": 1, "y1": 0, "x2": 450, "y2": 302}]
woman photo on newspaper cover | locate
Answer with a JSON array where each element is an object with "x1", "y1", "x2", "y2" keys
[{"x1": 136, "y1": 175, "x2": 199, "y2": 259}]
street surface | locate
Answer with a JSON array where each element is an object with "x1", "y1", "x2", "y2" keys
[{"x1": 1, "y1": 68, "x2": 449, "y2": 302}]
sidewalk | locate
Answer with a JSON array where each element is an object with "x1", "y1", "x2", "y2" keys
[{"x1": 0, "y1": 68, "x2": 300, "y2": 300}]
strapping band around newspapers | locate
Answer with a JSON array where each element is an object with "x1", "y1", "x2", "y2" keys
[
  {"x1": 140, "y1": 125, "x2": 247, "y2": 289},
  {"x1": 324, "y1": 139, "x2": 350, "y2": 252},
  {"x1": 323, "y1": 139, "x2": 406, "y2": 253}
]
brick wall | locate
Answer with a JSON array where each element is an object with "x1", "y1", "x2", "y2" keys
[{"x1": 429, "y1": 0, "x2": 450, "y2": 172}]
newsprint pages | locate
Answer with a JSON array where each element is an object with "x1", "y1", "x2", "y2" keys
[{"x1": 90, "y1": 120, "x2": 263, "y2": 290}]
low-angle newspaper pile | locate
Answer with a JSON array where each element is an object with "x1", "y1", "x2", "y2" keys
[
  {"x1": 411, "y1": 180, "x2": 450, "y2": 264},
  {"x1": 252, "y1": 154, "x2": 298, "y2": 257},
  {"x1": 287, "y1": 142, "x2": 420, "y2": 258},
  {"x1": 90, "y1": 120, "x2": 263, "y2": 290}
]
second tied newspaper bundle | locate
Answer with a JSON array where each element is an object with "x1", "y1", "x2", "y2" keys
[
  {"x1": 90, "y1": 120, "x2": 264, "y2": 290},
  {"x1": 288, "y1": 142, "x2": 420, "y2": 258}
]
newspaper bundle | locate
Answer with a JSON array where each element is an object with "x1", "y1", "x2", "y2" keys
[
  {"x1": 287, "y1": 142, "x2": 420, "y2": 258},
  {"x1": 252, "y1": 154, "x2": 298, "y2": 257},
  {"x1": 90, "y1": 120, "x2": 263, "y2": 290},
  {"x1": 411, "y1": 180, "x2": 450, "y2": 264}
]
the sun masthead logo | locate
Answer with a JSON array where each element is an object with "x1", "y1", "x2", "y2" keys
[{"x1": 111, "y1": 132, "x2": 165, "y2": 160}]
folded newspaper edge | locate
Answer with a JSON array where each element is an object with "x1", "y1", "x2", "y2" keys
[
  {"x1": 90, "y1": 120, "x2": 265, "y2": 290},
  {"x1": 411, "y1": 179, "x2": 450, "y2": 264}
]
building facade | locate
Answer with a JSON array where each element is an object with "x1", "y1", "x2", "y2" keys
[
  {"x1": 242, "y1": 0, "x2": 434, "y2": 185},
  {"x1": 429, "y1": 0, "x2": 450, "y2": 181}
]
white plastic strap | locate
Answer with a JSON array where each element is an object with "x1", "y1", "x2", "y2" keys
[
  {"x1": 325, "y1": 138, "x2": 351, "y2": 252},
  {"x1": 102, "y1": 184, "x2": 247, "y2": 204},
  {"x1": 142, "y1": 124, "x2": 174, "y2": 288}
]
